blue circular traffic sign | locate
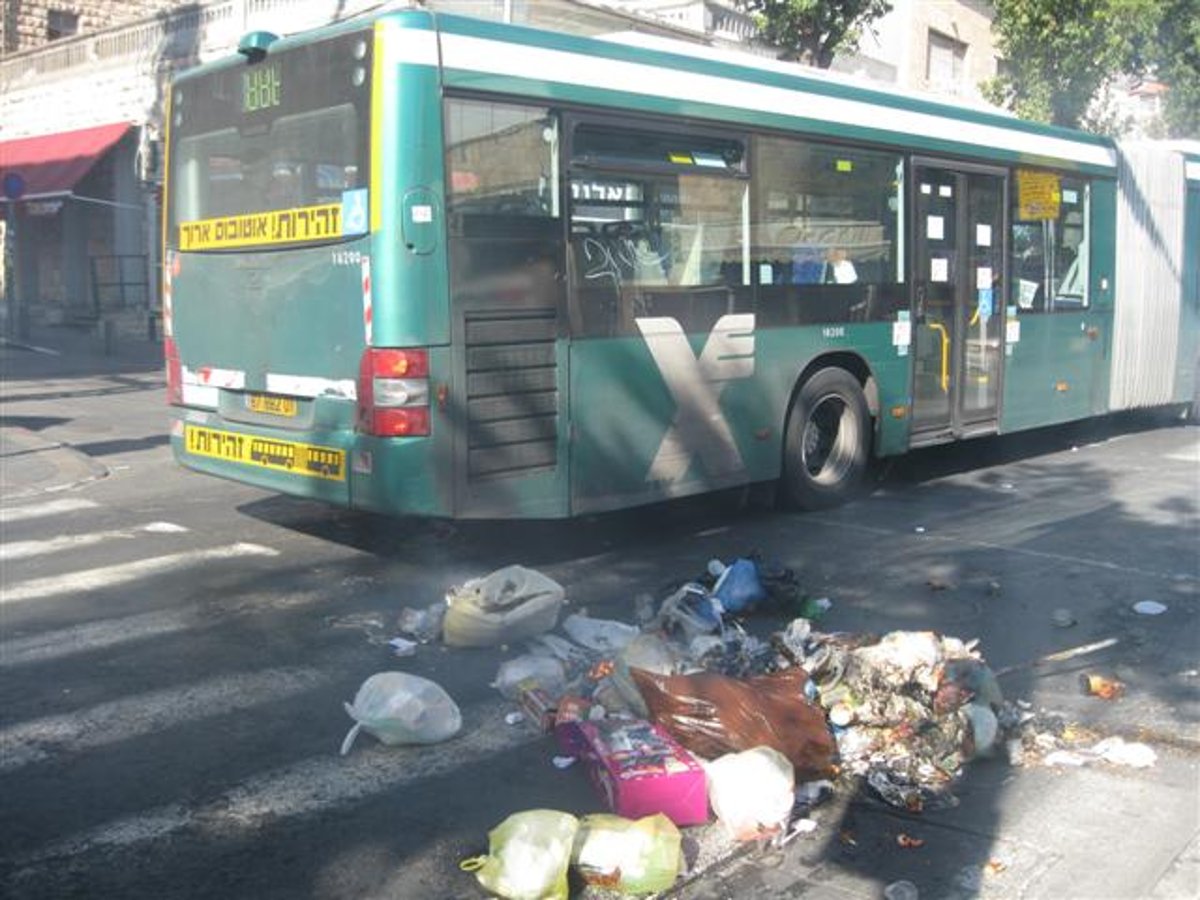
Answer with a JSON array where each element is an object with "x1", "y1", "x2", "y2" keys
[{"x1": 3, "y1": 172, "x2": 26, "y2": 200}]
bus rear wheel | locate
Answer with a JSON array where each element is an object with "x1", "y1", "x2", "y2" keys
[{"x1": 783, "y1": 367, "x2": 871, "y2": 509}]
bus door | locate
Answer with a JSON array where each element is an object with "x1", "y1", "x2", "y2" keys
[
  {"x1": 444, "y1": 98, "x2": 570, "y2": 518},
  {"x1": 910, "y1": 162, "x2": 1007, "y2": 443}
]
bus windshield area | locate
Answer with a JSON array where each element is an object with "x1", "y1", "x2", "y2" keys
[
  {"x1": 166, "y1": 28, "x2": 372, "y2": 251},
  {"x1": 173, "y1": 104, "x2": 362, "y2": 226}
]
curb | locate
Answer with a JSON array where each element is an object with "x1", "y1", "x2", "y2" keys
[{"x1": 0, "y1": 428, "x2": 109, "y2": 502}]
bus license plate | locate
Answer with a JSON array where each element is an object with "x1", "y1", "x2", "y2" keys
[
  {"x1": 184, "y1": 425, "x2": 345, "y2": 481},
  {"x1": 246, "y1": 393, "x2": 298, "y2": 417}
]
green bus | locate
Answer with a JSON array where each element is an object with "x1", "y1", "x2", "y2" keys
[{"x1": 164, "y1": 10, "x2": 1200, "y2": 518}]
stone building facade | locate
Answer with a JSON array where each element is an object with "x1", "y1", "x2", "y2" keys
[{"x1": 2, "y1": 0, "x2": 199, "y2": 56}]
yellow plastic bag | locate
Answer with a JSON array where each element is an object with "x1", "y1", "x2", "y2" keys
[
  {"x1": 571, "y1": 813, "x2": 682, "y2": 895},
  {"x1": 461, "y1": 809, "x2": 578, "y2": 900}
]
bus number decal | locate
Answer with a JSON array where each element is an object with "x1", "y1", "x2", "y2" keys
[{"x1": 636, "y1": 314, "x2": 755, "y2": 484}]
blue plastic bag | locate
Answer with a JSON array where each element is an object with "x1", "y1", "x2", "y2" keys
[{"x1": 712, "y1": 558, "x2": 767, "y2": 614}]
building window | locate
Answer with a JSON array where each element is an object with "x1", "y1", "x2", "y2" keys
[
  {"x1": 47, "y1": 9, "x2": 79, "y2": 41},
  {"x1": 927, "y1": 30, "x2": 966, "y2": 93}
]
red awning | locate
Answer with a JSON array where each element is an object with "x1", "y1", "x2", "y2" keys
[{"x1": 0, "y1": 122, "x2": 132, "y2": 201}]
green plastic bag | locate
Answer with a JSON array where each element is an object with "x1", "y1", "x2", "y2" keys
[
  {"x1": 461, "y1": 809, "x2": 578, "y2": 900},
  {"x1": 571, "y1": 813, "x2": 682, "y2": 895}
]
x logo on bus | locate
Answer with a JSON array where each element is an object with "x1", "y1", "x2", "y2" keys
[{"x1": 636, "y1": 314, "x2": 756, "y2": 484}]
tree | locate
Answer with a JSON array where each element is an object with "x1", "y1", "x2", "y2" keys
[
  {"x1": 746, "y1": 0, "x2": 892, "y2": 69},
  {"x1": 1139, "y1": 0, "x2": 1200, "y2": 138},
  {"x1": 983, "y1": 0, "x2": 1159, "y2": 131}
]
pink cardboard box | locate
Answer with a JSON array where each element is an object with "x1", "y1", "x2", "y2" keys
[{"x1": 579, "y1": 720, "x2": 708, "y2": 827}]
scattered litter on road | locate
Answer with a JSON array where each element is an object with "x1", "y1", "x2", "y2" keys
[
  {"x1": 326, "y1": 612, "x2": 390, "y2": 645},
  {"x1": 1051, "y1": 608, "x2": 1076, "y2": 628},
  {"x1": 1044, "y1": 736, "x2": 1157, "y2": 769},
  {"x1": 343, "y1": 555, "x2": 1163, "y2": 895},
  {"x1": 1080, "y1": 673, "x2": 1125, "y2": 700},
  {"x1": 572, "y1": 813, "x2": 682, "y2": 894},
  {"x1": 387, "y1": 636, "x2": 418, "y2": 657},
  {"x1": 1132, "y1": 600, "x2": 1168, "y2": 616},
  {"x1": 443, "y1": 565, "x2": 565, "y2": 648},
  {"x1": 884, "y1": 879, "x2": 919, "y2": 900},
  {"x1": 340, "y1": 671, "x2": 462, "y2": 755},
  {"x1": 461, "y1": 809, "x2": 578, "y2": 900},
  {"x1": 396, "y1": 602, "x2": 445, "y2": 643},
  {"x1": 706, "y1": 746, "x2": 794, "y2": 840},
  {"x1": 562, "y1": 612, "x2": 640, "y2": 652}
]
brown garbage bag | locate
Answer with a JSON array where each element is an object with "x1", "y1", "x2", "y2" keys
[{"x1": 630, "y1": 666, "x2": 836, "y2": 782}]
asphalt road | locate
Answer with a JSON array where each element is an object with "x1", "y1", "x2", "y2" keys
[{"x1": 1, "y1": 333, "x2": 1197, "y2": 899}]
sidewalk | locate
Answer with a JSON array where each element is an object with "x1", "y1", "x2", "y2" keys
[{"x1": 0, "y1": 324, "x2": 163, "y2": 500}]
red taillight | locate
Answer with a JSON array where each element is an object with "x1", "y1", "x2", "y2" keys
[
  {"x1": 164, "y1": 336, "x2": 182, "y2": 405},
  {"x1": 357, "y1": 347, "x2": 431, "y2": 437}
]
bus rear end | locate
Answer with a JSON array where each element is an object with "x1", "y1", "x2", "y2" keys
[{"x1": 165, "y1": 26, "x2": 428, "y2": 509}]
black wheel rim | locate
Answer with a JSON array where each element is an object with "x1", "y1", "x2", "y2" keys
[{"x1": 801, "y1": 393, "x2": 858, "y2": 485}]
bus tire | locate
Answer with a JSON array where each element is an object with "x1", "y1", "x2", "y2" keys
[{"x1": 783, "y1": 367, "x2": 871, "y2": 509}]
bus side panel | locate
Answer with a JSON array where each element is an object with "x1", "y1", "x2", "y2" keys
[
  {"x1": 1176, "y1": 182, "x2": 1200, "y2": 404},
  {"x1": 1088, "y1": 178, "x2": 1117, "y2": 416},
  {"x1": 569, "y1": 323, "x2": 906, "y2": 514},
  {"x1": 1000, "y1": 314, "x2": 1098, "y2": 431},
  {"x1": 372, "y1": 25, "x2": 451, "y2": 348}
]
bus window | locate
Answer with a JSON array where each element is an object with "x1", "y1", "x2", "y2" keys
[
  {"x1": 568, "y1": 124, "x2": 751, "y2": 336},
  {"x1": 752, "y1": 136, "x2": 904, "y2": 325},
  {"x1": 1010, "y1": 173, "x2": 1090, "y2": 313},
  {"x1": 445, "y1": 98, "x2": 562, "y2": 310}
]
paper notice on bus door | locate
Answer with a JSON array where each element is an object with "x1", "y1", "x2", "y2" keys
[{"x1": 931, "y1": 258, "x2": 949, "y2": 283}]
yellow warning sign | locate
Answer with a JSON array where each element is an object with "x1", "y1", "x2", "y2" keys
[
  {"x1": 1016, "y1": 170, "x2": 1061, "y2": 221},
  {"x1": 178, "y1": 203, "x2": 343, "y2": 250}
]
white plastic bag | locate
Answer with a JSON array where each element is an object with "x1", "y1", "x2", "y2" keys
[
  {"x1": 443, "y1": 566, "x2": 566, "y2": 648},
  {"x1": 610, "y1": 632, "x2": 681, "y2": 718},
  {"x1": 562, "y1": 613, "x2": 640, "y2": 653},
  {"x1": 492, "y1": 654, "x2": 568, "y2": 700},
  {"x1": 706, "y1": 746, "x2": 795, "y2": 840},
  {"x1": 340, "y1": 672, "x2": 462, "y2": 755}
]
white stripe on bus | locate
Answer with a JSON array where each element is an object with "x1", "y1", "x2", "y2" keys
[
  {"x1": 0, "y1": 543, "x2": 279, "y2": 605},
  {"x1": 1186, "y1": 160, "x2": 1200, "y2": 182},
  {"x1": 434, "y1": 32, "x2": 1117, "y2": 169},
  {"x1": 181, "y1": 365, "x2": 245, "y2": 389},
  {"x1": 385, "y1": 27, "x2": 1113, "y2": 170},
  {"x1": 181, "y1": 382, "x2": 218, "y2": 408},
  {"x1": 264, "y1": 373, "x2": 357, "y2": 400},
  {"x1": 0, "y1": 498, "x2": 99, "y2": 524},
  {"x1": 0, "y1": 522, "x2": 188, "y2": 562}
]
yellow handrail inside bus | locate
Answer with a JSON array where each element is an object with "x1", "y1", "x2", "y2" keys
[{"x1": 927, "y1": 321, "x2": 950, "y2": 392}]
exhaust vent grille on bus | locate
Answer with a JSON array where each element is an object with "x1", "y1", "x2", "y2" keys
[{"x1": 464, "y1": 309, "x2": 559, "y2": 480}]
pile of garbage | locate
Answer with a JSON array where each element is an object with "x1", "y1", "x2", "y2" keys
[{"x1": 337, "y1": 557, "x2": 1147, "y2": 898}]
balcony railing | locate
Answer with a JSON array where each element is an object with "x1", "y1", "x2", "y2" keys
[{"x1": 1, "y1": 0, "x2": 388, "y2": 87}]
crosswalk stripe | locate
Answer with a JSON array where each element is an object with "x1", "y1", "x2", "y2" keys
[
  {"x1": 1, "y1": 608, "x2": 194, "y2": 668},
  {"x1": 0, "y1": 497, "x2": 99, "y2": 524},
  {"x1": 0, "y1": 522, "x2": 189, "y2": 562},
  {"x1": 6, "y1": 701, "x2": 532, "y2": 866},
  {"x1": 0, "y1": 667, "x2": 329, "y2": 773},
  {"x1": 0, "y1": 543, "x2": 280, "y2": 605}
]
